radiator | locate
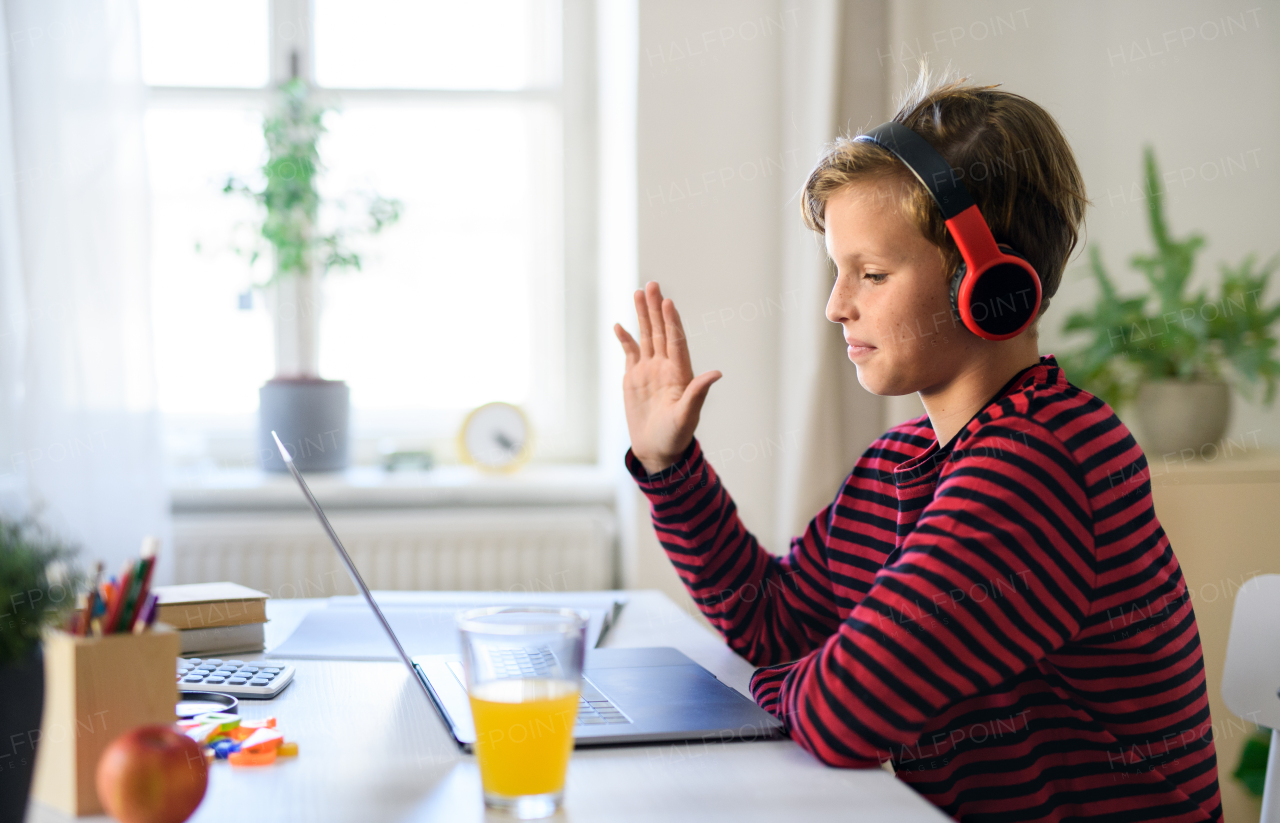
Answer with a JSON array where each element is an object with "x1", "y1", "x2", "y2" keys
[{"x1": 171, "y1": 506, "x2": 616, "y2": 597}]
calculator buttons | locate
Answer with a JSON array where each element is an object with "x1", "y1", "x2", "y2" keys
[{"x1": 175, "y1": 658, "x2": 294, "y2": 698}]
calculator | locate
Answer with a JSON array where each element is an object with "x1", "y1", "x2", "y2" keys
[{"x1": 176, "y1": 657, "x2": 295, "y2": 698}]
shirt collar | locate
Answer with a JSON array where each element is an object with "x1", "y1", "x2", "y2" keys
[{"x1": 892, "y1": 354, "x2": 1059, "y2": 484}]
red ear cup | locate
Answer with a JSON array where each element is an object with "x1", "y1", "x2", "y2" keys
[{"x1": 948, "y1": 244, "x2": 1042, "y2": 340}]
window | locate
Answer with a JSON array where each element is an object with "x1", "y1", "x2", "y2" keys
[{"x1": 141, "y1": 0, "x2": 596, "y2": 470}]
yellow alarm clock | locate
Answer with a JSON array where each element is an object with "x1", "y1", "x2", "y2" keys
[{"x1": 457, "y1": 402, "x2": 532, "y2": 472}]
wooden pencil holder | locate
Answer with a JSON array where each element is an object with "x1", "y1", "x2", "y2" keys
[{"x1": 30, "y1": 624, "x2": 180, "y2": 816}]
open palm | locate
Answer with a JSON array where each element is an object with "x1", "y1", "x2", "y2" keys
[{"x1": 614, "y1": 282, "x2": 722, "y2": 475}]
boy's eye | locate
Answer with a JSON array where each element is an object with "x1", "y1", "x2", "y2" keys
[{"x1": 863, "y1": 272, "x2": 888, "y2": 284}]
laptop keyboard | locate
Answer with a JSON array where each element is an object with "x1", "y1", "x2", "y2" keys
[
  {"x1": 575, "y1": 696, "x2": 630, "y2": 725},
  {"x1": 490, "y1": 646, "x2": 559, "y2": 678},
  {"x1": 451, "y1": 648, "x2": 632, "y2": 727}
]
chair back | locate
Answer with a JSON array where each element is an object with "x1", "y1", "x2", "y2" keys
[
  {"x1": 1223, "y1": 573, "x2": 1280, "y2": 823},
  {"x1": 1223, "y1": 574, "x2": 1280, "y2": 728}
]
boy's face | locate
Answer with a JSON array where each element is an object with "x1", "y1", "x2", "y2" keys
[{"x1": 823, "y1": 179, "x2": 978, "y2": 397}]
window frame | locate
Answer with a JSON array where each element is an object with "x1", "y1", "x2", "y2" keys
[{"x1": 145, "y1": 0, "x2": 598, "y2": 468}]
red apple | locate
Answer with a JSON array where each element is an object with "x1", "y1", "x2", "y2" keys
[{"x1": 96, "y1": 725, "x2": 208, "y2": 823}]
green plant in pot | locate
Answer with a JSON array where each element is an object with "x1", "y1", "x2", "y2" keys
[
  {"x1": 222, "y1": 77, "x2": 402, "y2": 472},
  {"x1": 1059, "y1": 146, "x2": 1280, "y2": 458},
  {"x1": 0, "y1": 517, "x2": 82, "y2": 819}
]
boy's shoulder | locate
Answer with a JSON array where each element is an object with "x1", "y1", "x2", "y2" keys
[
  {"x1": 956, "y1": 356, "x2": 1143, "y2": 492},
  {"x1": 978, "y1": 354, "x2": 1114, "y2": 445}
]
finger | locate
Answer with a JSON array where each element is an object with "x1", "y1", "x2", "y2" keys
[
  {"x1": 614, "y1": 323, "x2": 640, "y2": 368},
  {"x1": 633, "y1": 289, "x2": 654, "y2": 358},
  {"x1": 664, "y1": 299, "x2": 692, "y2": 368},
  {"x1": 678, "y1": 370, "x2": 722, "y2": 420},
  {"x1": 646, "y1": 282, "x2": 667, "y2": 359}
]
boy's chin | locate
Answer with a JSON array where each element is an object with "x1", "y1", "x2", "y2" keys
[
  {"x1": 854, "y1": 369, "x2": 893, "y2": 397},
  {"x1": 853, "y1": 364, "x2": 918, "y2": 398}
]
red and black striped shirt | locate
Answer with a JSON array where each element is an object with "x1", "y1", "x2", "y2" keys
[{"x1": 627, "y1": 355, "x2": 1221, "y2": 822}]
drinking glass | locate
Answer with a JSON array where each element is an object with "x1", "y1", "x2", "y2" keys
[{"x1": 457, "y1": 607, "x2": 587, "y2": 819}]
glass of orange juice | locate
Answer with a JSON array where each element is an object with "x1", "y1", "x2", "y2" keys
[{"x1": 457, "y1": 606, "x2": 587, "y2": 819}]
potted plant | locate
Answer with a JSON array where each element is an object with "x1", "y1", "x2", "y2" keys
[
  {"x1": 1059, "y1": 146, "x2": 1280, "y2": 457},
  {"x1": 222, "y1": 78, "x2": 401, "y2": 472},
  {"x1": 0, "y1": 517, "x2": 82, "y2": 819}
]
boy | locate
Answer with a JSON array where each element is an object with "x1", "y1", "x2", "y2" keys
[{"x1": 613, "y1": 73, "x2": 1222, "y2": 821}]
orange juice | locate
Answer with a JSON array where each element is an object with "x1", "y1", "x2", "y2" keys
[{"x1": 469, "y1": 679, "x2": 580, "y2": 797}]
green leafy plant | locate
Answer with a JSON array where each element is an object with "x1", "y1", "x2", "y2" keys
[
  {"x1": 221, "y1": 78, "x2": 403, "y2": 286},
  {"x1": 1233, "y1": 727, "x2": 1271, "y2": 797},
  {"x1": 0, "y1": 516, "x2": 84, "y2": 667},
  {"x1": 1059, "y1": 146, "x2": 1280, "y2": 410}
]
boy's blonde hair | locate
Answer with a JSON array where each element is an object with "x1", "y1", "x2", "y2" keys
[{"x1": 802, "y1": 65, "x2": 1089, "y2": 319}]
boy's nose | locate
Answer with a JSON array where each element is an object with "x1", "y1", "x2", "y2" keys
[{"x1": 826, "y1": 278, "x2": 857, "y2": 324}]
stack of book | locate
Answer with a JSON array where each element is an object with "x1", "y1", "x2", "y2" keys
[{"x1": 151, "y1": 582, "x2": 270, "y2": 656}]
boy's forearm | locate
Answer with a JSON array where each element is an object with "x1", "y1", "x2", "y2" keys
[{"x1": 627, "y1": 439, "x2": 838, "y2": 666}]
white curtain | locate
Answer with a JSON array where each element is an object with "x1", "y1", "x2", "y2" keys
[
  {"x1": 0, "y1": 0, "x2": 168, "y2": 580},
  {"x1": 775, "y1": 0, "x2": 892, "y2": 546}
]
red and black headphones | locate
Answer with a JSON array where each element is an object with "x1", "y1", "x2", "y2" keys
[{"x1": 853, "y1": 121, "x2": 1041, "y2": 341}]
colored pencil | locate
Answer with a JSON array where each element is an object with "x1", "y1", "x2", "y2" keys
[
  {"x1": 129, "y1": 538, "x2": 160, "y2": 630},
  {"x1": 80, "y1": 562, "x2": 103, "y2": 636},
  {"x1": 115, "y1": 558, "x2": 147, "y2": 633},
  {"x1": 133, "y1": 592, "x2": 159, "y2": 633},
  {"x1": 102, "y1": 564, "x2": 134, "y2": 635}
]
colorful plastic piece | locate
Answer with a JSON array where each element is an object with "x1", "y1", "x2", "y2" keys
[
  {"x1": 227, "y1": 726, "x2": 256, "y2": 742},
  {"x1": 178, "y1": 713, "x2": 294, "y2": 768},
  {"x1": 240, "y1": 727, "x2": 284, "y2": 753},
  {"x1": 192, "y1": 711, "x2": 240, "y2": 732},
  {"x1": 240, "y1": 716, "x2": 277, "y2": 729},
  {"x1": 228, "y1": 749, "x2": 277, "y2": 767},
  {"x1": 183, "y1": 723, "x2": 221, "y2": 745}
]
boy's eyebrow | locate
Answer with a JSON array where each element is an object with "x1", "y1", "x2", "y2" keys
[{"x1": 831, "y1": 248, "x2": 898, "y2": 265}]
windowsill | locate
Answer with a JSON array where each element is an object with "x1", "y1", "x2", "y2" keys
[{"x1": 169, "y1": 462, "x2": 621, "y2": 514}]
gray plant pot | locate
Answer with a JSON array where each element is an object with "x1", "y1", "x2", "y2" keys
[
  {"x1": 258, "y1": 378, "x2": 350, "y2": 472},
  {"x1": 1134, "y1": 379, "x2": 1231, "y2": 458}
]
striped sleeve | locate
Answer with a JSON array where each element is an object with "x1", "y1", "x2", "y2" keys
[
  {"x1": 748, "y1": 416, "x2": 1096, "y2": 767},
  {"x1": 626, "y1": 439, "x2": 843, "y2": 666}
]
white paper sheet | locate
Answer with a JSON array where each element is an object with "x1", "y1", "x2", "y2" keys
[{"x1": 265, "y1": 591, "x2": 626, "y2": 661}]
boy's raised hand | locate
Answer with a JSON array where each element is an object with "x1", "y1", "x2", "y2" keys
[{"x1": 614, "y1": 282, "x2": 722, "y2": 475}]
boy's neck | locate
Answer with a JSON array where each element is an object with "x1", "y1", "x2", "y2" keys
[{"x1": 919, "y1": 337, "x2": 1042, "y2": 448}]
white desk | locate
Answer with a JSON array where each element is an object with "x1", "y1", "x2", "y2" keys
[{"x1": 28, "y1": 590, "x2": 946, "y2": 822}]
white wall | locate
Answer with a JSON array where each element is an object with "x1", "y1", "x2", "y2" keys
[
  {"x1": 617, "y1": 1, "x2": 794, "y2": 610},
  {"x1": 636, "y1": 0, "x2": 788, "y2": 542}
]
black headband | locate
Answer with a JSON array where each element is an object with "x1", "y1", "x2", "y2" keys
[{"x1": 853, "y1": 121, "x2": 974, "y2": 221}]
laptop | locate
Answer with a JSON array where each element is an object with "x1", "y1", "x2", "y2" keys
[{"x1": 272, "y1": 432, "x2": 785, "y2": 750}]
